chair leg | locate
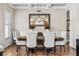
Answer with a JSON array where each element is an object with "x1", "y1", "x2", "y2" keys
[
  {"x1": 51, "y1": 48, "x2": 54, "y2": 55},
  {"x1": 60, "y1": 46, "x2": 63, "y2": 55},
  {"x1": 26, "y1": 46, "x2": 27, "y2": 55},
  {"x1": 17, "y1": 45, "x2": 20, "y2": 56},
  {"x1": 16, "y1": 45, "x2": 18, "y2": 56},
  {"x1": 18, "y1": 46, "x2": 20, "y2": 54},
  {"x1": 45, "y1": 48, "x2": 48, "y2": 56},
  {"x1": 34, "y1": 48, "x2": 37, "y2": 55},
  {"x1": 0, "y1": 52, "x2": 3, "y2": 56},
  {"x1": 63, "y1": 45, "x2": 65, "y2": 52},
  {"x1": 16, "y1": 45, "x2": 18, "y2": 52},
  {"x1": 43, "y1": 47, "x2": 44, "y2": 55},
  {"x1": 60, "y1": 46, "x2": 62, "y2": 53},
  {"x1": 27, "y1": 48, "x2": 29, "y2": 56},
  {"x1": 54, "y1": 46, "x2": 56, "y2": 55}
]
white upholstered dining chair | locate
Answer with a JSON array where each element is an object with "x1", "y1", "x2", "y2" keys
[
  {"x1": 13, "y1": 31, "x2": 26, "y2": 54},
  {"x1": 0, "y1": 45, "x2": 4, "y2": 56},
  {"x1": 55, "y1": 31, "x2": 67, "y2": 53},
  {"x1": 43, "y1": 31, "x2": 55, "y2": 55},
  {"x1": 26, "y1": 31, "x2": 37, "y2": 56}
]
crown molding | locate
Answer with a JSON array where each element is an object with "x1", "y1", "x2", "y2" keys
[{"x1": 8, "y1": 4, "x2": 67, "y2": 10}]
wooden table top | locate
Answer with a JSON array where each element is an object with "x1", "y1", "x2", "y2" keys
[
  {"x1": 17, "y1": 33, "x2": 64, "y2": 41},
  {"x1": 18, "y1": 36, "x2": 26, "y2": 41},
  {"x1": 55, "y1": 37, "x2": 64, "y2": 41}
]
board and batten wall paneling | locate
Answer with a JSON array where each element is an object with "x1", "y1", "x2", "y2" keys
[{"x1": 70, "y1": 4, "x2": 79, "y2": 49}]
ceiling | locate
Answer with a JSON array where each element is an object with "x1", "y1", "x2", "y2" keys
[{"x1": 9, "y1": 3, "x2": 67, "y2": 9}]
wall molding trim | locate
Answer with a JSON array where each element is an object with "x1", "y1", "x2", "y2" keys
[{"x1": 0, "y1": 33, "x2": 12, "y2": 48}]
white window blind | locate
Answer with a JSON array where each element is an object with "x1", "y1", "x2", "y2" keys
[{"x1": 4, "y1": 11, "x2": 12, "y2": 38}]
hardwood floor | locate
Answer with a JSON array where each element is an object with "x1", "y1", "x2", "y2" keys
[{"x1": 3, "y1": 44, "x2": 76, "y2": 56}]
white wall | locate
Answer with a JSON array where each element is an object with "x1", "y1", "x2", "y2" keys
[
  {"x1": 14, "y1": 9, "x2": 66, "y2": 33},
  {"x1": 0, "y1": 4, "x2": 4, "y2": 33}
]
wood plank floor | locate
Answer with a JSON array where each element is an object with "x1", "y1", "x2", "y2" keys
[{"x1": 3, "y1": 44, "x2": 76, "y2": 56}]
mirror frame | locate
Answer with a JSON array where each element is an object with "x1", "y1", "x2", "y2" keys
[{"x1": 29, "y1": 14, "x2": 50, "y2": 29}]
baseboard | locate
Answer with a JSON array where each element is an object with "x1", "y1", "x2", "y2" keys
[{"x1": 70, "y1": 46, "x2": 76, "y2": 50}]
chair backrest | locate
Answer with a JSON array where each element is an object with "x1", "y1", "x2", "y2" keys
[
  {"x1": 55, "y1": 31, "x2": 61, "y2": 37},
  {"x1": 55, "y1": 31, "x2": 67, "y2": 40},
  {"x1": 20, "y1": 31, "x2": 26, "y2": 36},
  {"x1": 13, "y1": 31, "x2": 20, "y2": 40},
  {"x1": 13, "y1": 32, "x2": 15, "y2": 40},
  {"x1": 15, "y1": 31, "x2": 20, "y2": 38},
  {"x1": 26, "y1": 31, "x2": 37, "y2": 48},
  {"x1": 60, "y1": 31, "x2": 67, "y2": 42},
  {"x1": 61, "y1": 31, "x2": 66, "y2": 38},
  {"x1": 43, "y1": 31, "x2": 55, "y2": 47}
]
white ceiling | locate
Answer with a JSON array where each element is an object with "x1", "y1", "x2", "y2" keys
[{"x1": 9, "y1": 3, "x2": 67, "y2": 9}]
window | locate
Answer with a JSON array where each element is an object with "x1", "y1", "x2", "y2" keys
[{"x1": 4, "y1": 11, "x2": 12, "y2": 38}]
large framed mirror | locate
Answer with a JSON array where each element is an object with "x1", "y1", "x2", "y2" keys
[{"x1": 29, "y1": 14, "x2": 50, "y2": 29}]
